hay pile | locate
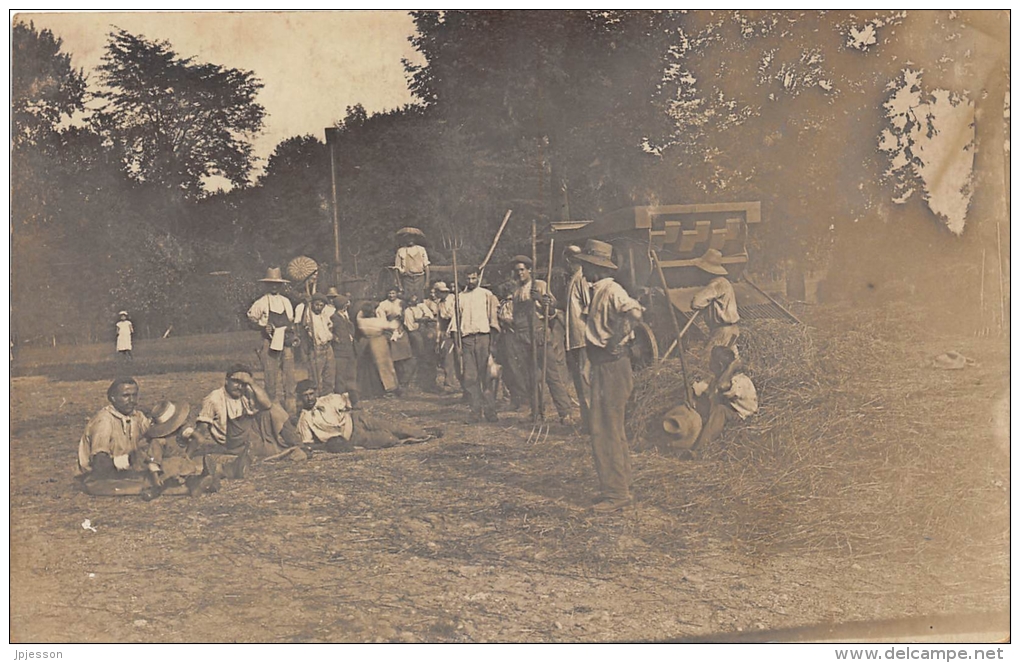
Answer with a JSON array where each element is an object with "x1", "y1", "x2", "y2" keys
[{"x1": 628, "y1": 308, "x2": 1010, "y2": 571}]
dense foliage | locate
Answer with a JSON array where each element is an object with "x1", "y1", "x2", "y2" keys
[{"x1": 10, "y1": 12, "x2": 1009, "y2": 345}]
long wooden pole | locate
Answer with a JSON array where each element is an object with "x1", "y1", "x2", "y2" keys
[
  {"x1": 328, "y1": 140, "x2": 342, "y2": 285},
  {"x1": 530, "y1": 220, "x2": 540, "y2": 421},
  {"x1": 651, "y1": 250, "x2": 693, "y2": 404},
  {"x1": 478, "y1": 209, "x2": 513, "y2": 278},
  {"x1": 540, "y1": 238, "x2": 555, "y2": 414}
]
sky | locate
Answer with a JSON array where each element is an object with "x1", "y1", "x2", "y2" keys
[{"x1": 16, "y1": 11, "x2": 423, "y2": 170}]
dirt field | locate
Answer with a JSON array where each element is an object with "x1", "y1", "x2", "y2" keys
[{"x1": 9, "y1": 305, "x2": 1010, "y2": 643}]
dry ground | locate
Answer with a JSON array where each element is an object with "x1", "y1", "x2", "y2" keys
[{"x1": 9, "y1": 305, "x2": 1010, "y2": 642}]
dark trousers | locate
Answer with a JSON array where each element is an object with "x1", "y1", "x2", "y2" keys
[
  {"x1": 588, "y1": 347, "x2": 634, "y2": 501},
  {"x1": 334, "y1": 344, "x2": 359, "y2": 405},
  {"x1": 461, "y1": 333, "x2": 494, "y2": 416},
  {"x1": 513, "y1": 323, "x2": 573, "y2": 419},
  {"x1": 567, "y1": 347, "x2": 591, "y2": 430}
]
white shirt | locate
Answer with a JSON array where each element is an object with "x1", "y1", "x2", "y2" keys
[
  {"x1": 691, "y1": 277, "x2": 740, "y2": 328},
  {"x1": 448, "y1": 287, "x2": 500, "y2": 336},
  {"x1": 585, "y1": 278, "x2": 643, "y2": 349},
  {"x1": 394, "y1": 245, "x2": 430, "y2": 275},
  {"x1": 297, "y1": 393, "x2": 354, "y2": 443},
  {"x1": 116, "y1": 320, "x2": 134, "y2": 351},
  {"x1": 196, "y1": 387, "x2": 260, "y2": 444},
  {"x1": 247, "y1": 293, "x2": 294, "y2": 327}
]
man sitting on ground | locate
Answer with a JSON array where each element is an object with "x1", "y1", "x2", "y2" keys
[
  {"x1": 692, "y1": 345, "x2": 758, "y2": 449},
  {"x1": 295, "y1": 380, "x2": 438, "y2": 452},
  {"x1": 76, "y1": 377, "x2": 153, "y2": 495},
  {"x1": 143, "y1": 399, "x2": 253, "y2": 499},
  {"x1": 192, "y1": 363, "x2": 302, "y2": 458}
]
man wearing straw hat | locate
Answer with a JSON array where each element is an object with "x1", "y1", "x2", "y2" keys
[
  {"x1": 573, "y1": 239, "x2": 644, "y2": 513},
  {"x1": 394, "y1": 227, "x2": 431, "y2": 303},
  {"x1": 247, "y1": 267, "x2": 297, "y2": 412},
  {"x1": 690, "y1": 248, "x2": 741, "y2": 356}
]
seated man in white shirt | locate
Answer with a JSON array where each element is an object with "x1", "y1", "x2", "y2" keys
[
  {"x1": 295, "y1": 380, "x2": 439, "y2": 452},
  {"x1": 692, "y1": 345, "x2": 758, "y2": 449},
  {"x1": 192, "y1": 363, "x2": 302, "y2": 458},
  {"x1": 76, "y1": 377, "x2": 155, "y2": 496}
]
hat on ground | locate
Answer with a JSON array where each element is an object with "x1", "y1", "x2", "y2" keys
[
  {"x1": 432, "y1": 281, "x2": 450, "y2": 293},
  {"x1": 146, "y1": 400, "x2": 191, "y2": 439},
  {"x1": 510, "y1": 255, "x2": 534, "y2": 269},
  {"x1": 396, "y1": 227, "x2": 425, "y2": 238},
  {"x1": 117, "y1": 310, "x2": 129, "y2": 317},
  {"x1": 574, "y1": 239, "x2": 618, "y2": 270},
  {"x1": 693, "y1": 248, "x2": 728, "y2": 276},
  {"x1": 258, "y1": 267, "x2": 290, "y2": 284},
  {"x1": 662, "y1": 403, "x2": 702, "y2": 451}
]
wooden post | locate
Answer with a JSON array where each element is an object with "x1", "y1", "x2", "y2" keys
[
  {"x1": 325, "y1": 127, "x2": 343, "y2": 285},
  {"x1": 996, "y1": 222, "x2": 1005, "y2": 333}
]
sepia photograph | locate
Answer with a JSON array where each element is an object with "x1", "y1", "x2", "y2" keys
[{"x1": 8, "y1": 10, "x2": 1011, "y2": 647}]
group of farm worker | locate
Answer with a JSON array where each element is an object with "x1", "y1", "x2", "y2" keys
[{"x1": 80, "y1": 227, "x2": 754, "y2": 512}]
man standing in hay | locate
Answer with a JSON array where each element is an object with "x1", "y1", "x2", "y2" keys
[
  {"x1": 247, "y1": 267, "x2": 297, "y2": 412},
  {"x1": 690, "y1": 248, "x2": 740, "y2": 356},
  {"x1": 573, "y1": 239, "x2": 644, "y2": 513},
  {"x1": 393, "y1": 227, "x2": 431, "y2": 303}
]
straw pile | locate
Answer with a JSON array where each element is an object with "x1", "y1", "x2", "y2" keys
[{"x1": 627, "y1": 308, "x2": 1010, "y2": 569}]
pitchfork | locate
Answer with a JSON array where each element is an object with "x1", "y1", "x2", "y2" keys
[
  {"x1": 440, "y1": 226, "x2": 465, "y2": 378},
  {"x1": 526, "y1": 222, "x2": 553, "y2": 445}
]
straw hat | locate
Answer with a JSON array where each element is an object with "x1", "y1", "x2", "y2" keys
[
  {"x1": 432, "y1": 281, "x2": 451, "y2": 293},
  {"x1": 146, "y1": 400, "x2": 191, "y2": 439},
  {"x1": 662, "y1": 404, "x2": 702, "y2": 450},
  {"x1": 325, "y1": 286, "x2": 341, "y2": 299},
  {"x1": 258, "y1": 267, "x2": 290, "y2": 283},
  {"x1": 693, "y1": 248, "x2": 728, "y2": 276},
  {"x1": 574, "y1": 239, "x2": 618, "y2": 270},
  {"x1": 396, "y1": 227, "x2": 425, "y2": 238}
]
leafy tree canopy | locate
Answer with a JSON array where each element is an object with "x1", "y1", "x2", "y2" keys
[{"x1": 95, "y1": 28, "x2": 266, "y2": 199}]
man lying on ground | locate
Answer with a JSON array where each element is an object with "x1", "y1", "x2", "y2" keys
[
  {"x1": 192, "y1": 363, "x2": 302, "y2": 458},
  {"x1": 295, "y1": 379, "x2": 440, "y2": 452},
  {"x1": 76, "y1": 377, "x2": 154, "y2": 496}
]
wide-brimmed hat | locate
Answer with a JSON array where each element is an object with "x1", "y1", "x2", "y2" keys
[
  {"x1": 432, "y1": 281, "x2": 450, "y2": 293},
  {"x1": 693, "y1": 248, "x2": 728, "y2": 276},
  {"x1": 574, "y1": 239, "x2": 618, "y2": 270},
  {"x1": 258, "y1": 267, "x2": 290, "y2": 284},
  {"x1": 325, "y1": 286, "x2": 341, "y2": 299},
  {"x1": 509, "y1": 255, "x2": 533, "y2": 269},
  {"x1": 396, "y1": 227, "x2": 425, "y2": 238},
  {"x1": 662, "y1": 403, "x2": 702, "y2": 450},
  {"x1": 147, "y1": 400, "x2": 191, "y2": 439}
]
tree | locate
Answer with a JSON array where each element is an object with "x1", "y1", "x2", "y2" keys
[
  {"x1": 95, "y1": 28, "x2": 266, "y2": 201},
  {"x1": 11, "y1": 20, "x2": 86, "y2": 151}
]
